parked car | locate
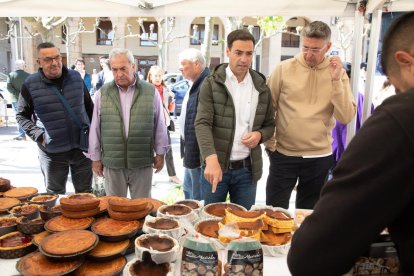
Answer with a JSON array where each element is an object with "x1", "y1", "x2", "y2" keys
[
  {"x1": 0, "y1": 72, "x2": 12, "y2": 108},
  {"x1": 170, "y1": 79, "x2": 189, "y2": 117},
  {"x1": 163, "y1": 72, "x2": 183, "y2": 88}
]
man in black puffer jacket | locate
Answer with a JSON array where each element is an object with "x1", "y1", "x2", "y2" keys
[
  {"x1": 16, "y1": 42, "x2": 93, "y2": 195},
  {"x1": 177, "y1": 48, "x2": 209, "y2": 200}
]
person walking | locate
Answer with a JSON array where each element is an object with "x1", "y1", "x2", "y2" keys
[
  {"x1": 7, "y1": 59, "x2": 30, "y2": 141},
  {"x1": 88, "y1": 48, "x2": 169, "y2": 199},
  {"x1": 16, "y1": 42, "x2": 94, "y2": 194},
  {"x1": 195, "y1": 30, "x2": 275, "y2": 210},
  {"x1": 265, "y1": 21, "x2": 356, "y2": 210},
  {"x1": 74, "y1": 58, "x2": 92, "y2": 93},
  {"x1": 147, "y1": 65, "x2": 182, "y2": 184}
]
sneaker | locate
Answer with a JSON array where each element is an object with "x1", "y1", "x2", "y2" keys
[
  {"x1": 13, "y1": 136, "x2": 26, "y2": 141},
  {"x1": 169, "y1": 176, "x2": 182, "y2": 184}
]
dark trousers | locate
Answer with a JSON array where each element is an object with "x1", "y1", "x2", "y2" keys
[
  {"x1": 266, "y1": 151, "x2": 333, "y2": 209},
  {"x1": 38, "y1": 147, "x2": 92, "y2": 194},
  {"x1": 165, "y1": 131, "x2": 176, "y2": 177}
]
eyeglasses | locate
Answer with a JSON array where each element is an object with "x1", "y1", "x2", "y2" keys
[
  {"x1": 38, "y1": 55, "x2": 62, "y2": 64},
  {"x1": 302, "y1": 46, "x2": 326, "y2": 54}
]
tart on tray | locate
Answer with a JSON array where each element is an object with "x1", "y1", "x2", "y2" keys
[
  {"x1": 44, "y1": 215, "x2": 94, "y2": 232},
  {"x1": 40, "y1": 229, "x2": 98, "y2": 258},
  {"x1": 16, "y1": 250, "x2": 83, "y2": 276}
]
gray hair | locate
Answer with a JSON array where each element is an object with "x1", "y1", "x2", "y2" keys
[
  {"x1": 301, "y1": 21, "x2": 331, "y2": 41},
  {"x1": 15, "y1": 59, "x2": 26, "y2": 70},
  {"x1": 109, "y1": 48, "x2": 135, "y2": 65},
  {"x1": 178, "y1": 48, "x2": 205, "y2": 66}
]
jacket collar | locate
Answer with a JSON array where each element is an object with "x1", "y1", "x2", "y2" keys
[
  {"x1": 295, "y1": 53, "x2": 330, "y2": 70},
  {"x1": 211, "y1": 63, "x2": 268, "y2": 93}
]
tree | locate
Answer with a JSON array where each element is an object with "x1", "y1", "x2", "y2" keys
[
  {"x1": 201, "y1": 17, "x2": 215, "y2": 68},
  {"x1": 60, "y1": 18, "x2": 101, "y2": 66},
  {"x1": 117, "y1": 17, "x2": 194, "y2": 70},
  {"x1": 24, "y1": 17, "x2": 67, "y2": 42}
]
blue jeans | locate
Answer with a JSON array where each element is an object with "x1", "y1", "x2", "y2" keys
[
  {"x1": 201, "y1": 167, "x2": 257, "y2": 210},
  {"x1": 182, "y1": 167, "x2": 202, "y2": 200},
  {"x1": 12, "y1": 102, "x2": 25, "y2": 137}
]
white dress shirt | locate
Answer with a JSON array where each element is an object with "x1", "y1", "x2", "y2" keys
[{"x1": 225, "y1": 66, "x2": 259, "y2": 161}]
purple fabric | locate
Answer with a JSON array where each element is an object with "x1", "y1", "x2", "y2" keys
[
  {"x1": 332, "y1": 93, "x2": 373, "y2": 165},
  {"x1": 87, "y1": 80, "x2": 169, "y2": 161}
]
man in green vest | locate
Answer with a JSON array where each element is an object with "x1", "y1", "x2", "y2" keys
[{"x1": 88, "y1": 48, "x2": 169, "y2": 199}]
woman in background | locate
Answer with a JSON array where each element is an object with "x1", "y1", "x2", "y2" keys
[{"x1": 147, "y1": 66, "x2": 182, "y2": 184}]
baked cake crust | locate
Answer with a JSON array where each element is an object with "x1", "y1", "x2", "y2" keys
[{"x1": 41, "y1": 229, "x2": 97, "y2": 256}]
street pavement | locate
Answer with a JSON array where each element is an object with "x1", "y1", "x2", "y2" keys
[{"x1": 0, "y1": 107, "x2": 295, "y2": 210}]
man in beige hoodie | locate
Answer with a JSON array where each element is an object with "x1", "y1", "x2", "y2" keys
[{"x1": 265, "y1": 21, "x2": 356, "y2": 210}]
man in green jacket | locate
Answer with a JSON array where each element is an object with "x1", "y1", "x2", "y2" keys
[
  {"x1": 195, "y1": 30, "x2": 274, "y2": 209},
  {"x1": 7, "y1": 59, "x2": 30, "y2": 140}
]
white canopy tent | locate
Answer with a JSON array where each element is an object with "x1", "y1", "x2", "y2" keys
[
  {"x1": 0, "y1": 0, "x2": 355, "y2": 17},
  {"x1": 0, "y1": 0, "x2": 412, "y2": 17},
  {"x1": 1, "y1": 0, "x2": 413, "y2": 140}
]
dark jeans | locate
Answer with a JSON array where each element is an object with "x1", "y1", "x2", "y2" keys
[
  {"x1": 38, "y1": 147, "x2": 92, "y2": 194},
  {"x1": 165, "y1": 131, "x2": 176, "y2": 177},
  {"x1": 201, "y1": 166, "x2": 257, "y2": 210},
  {"x1": 266, "y1": 151, "x2": 333, "y2": 209}
]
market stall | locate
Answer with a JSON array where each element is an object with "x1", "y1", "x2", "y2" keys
[{"x1": 0, "y1": 183, "x2": 295, "y2": 275}]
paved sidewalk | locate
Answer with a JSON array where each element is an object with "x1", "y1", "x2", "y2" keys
[{"x1": 0, "y1": 108, "x2": 295, "y2": 209}]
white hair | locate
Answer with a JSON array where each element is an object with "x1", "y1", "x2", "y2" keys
[
  {"x1": 109, "y1": 48, "x2": 135, "y2": 65},
  {"x1": 178, "y1": 48, "x2": 205, "y2": 66},
  {"x1": 15, "y1": 59, "x2": 26, "y2": 70}
]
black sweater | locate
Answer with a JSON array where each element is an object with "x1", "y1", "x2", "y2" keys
[{"x1": 288, "y1": 88, "x2": 414, "y2": 275}]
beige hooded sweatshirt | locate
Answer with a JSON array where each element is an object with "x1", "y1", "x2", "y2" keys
[{"x1": 265, "y1": 53, "x2": 356, "y2": 156}]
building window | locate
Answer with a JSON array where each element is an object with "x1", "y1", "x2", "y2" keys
[
  {"x1": 281, "y1": 55, "x2": 294, "y2": 61},
  {"x1": 96, "y1": 19, "x2": 113, "y2": 46},
  {"x1": 190, "y1": 24, "x2": 219, "y2": 45},
  {"x1": 243, "y1": 25, "x2": 261, "y2": 43},
  {"x1": 140, "y1": 21, "x2": 158, "y2": 47},
  {"x1": 282, "y1": 27, "x2": 300, "y2": 48}
]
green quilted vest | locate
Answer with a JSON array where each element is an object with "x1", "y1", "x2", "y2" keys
[{"x1": 100, "y1": 80, "x2": 155, "y2": 169}]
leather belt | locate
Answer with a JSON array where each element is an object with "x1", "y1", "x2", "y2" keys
[{"x1": 228, "y1": 157, "x2": 251, "y2": 170}]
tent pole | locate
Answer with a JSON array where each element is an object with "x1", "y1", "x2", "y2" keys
[
  {"x1": 345, "y1": 9, "x2": 364, "y2": 145},
  {"x1": 362, "y1": 8, "x2": 382, "y2": 123}
]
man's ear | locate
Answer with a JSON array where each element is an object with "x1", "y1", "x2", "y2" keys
[
  {"x1": 226, "y1": 47, "x2": 230, "y2": 57},
  {"x1": 394, "y1": 51, "x2": 414, "y2": 68},
  {"x1": 36, "y1": 59, "x2": 41, "y2": 67}
]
